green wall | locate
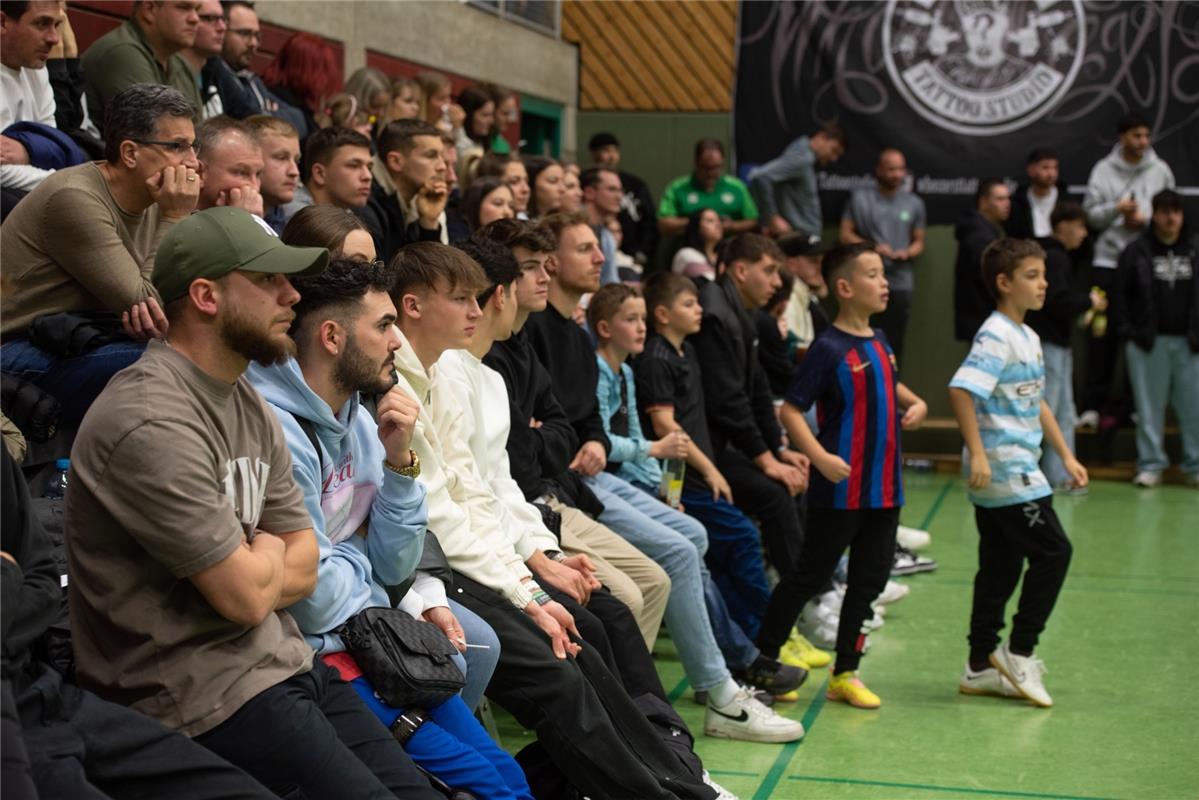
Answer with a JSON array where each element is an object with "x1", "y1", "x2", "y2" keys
[
  {"x1": 577, "y1": 111, "x2": 969, "y2": 419},
  {"x1": 575, "y1": 111, "x2": 731, "y2": 205}
]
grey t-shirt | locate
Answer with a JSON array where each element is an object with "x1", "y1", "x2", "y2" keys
[
  {"x1": 843, "y1": 186, "x2": 927, "y2": 292},
  {"x1": 65, "y1": 340, "x2": 314, "y2": 736}
]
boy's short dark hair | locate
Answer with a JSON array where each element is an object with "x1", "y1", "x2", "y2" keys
[
  {"x1": 721, "y1": 233, "x2": 783, "y2": 272},
  {"x1": 815, "y1": 120, "x2": 848, "y2": 150},
  {"x1": 477, "y1": 218, "x2": 557, "y2": 254},
  {"x1": 586, "y1": 283, "x2": 641, "y2": 336},
  {"x1": 389, "y1": 242, "x2": 489, "y2": 300},
  {"x1": 290, "y1": 258, "x2": 393, "y2": 345},
  {"x1": 643, "y1": 272, "x2": 698, "y2": 329},
  {"x1": 1118, "y1": 112, "x2": 1149, "y2": 134},
  {"x1": 303, "y1": 126, "x2": 370, "y2": 181},
  {"x1": 1026, "y1": 147, "x2": 1057, "y2": 164},
  {"x1": 821, "y1": 241, "x2": 877, "y2": 293},
  {"x1": 981, "y1": 238, "x2": 1046, "y2": 300},
  {"x1": 1151, "y1": 188, "x2": 1183, "y2": 214},
  {"x1": 1049, "y1": 201, "x2": 1085, "y2": 228},
  {"x1": 454, "y1": 235, "x2": 520, "y2": 306},
  {"x1": 377, "y1": 118, "x2": 440, "y2": 159}
]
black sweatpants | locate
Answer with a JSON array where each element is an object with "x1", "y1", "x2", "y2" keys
[
  {"x1": 757, "y1": 507, "x2": 899, "y2": 673},
  {"x1": 717, "y1": 447, "x2": 806, "y2": 572},
  {"x1": 196, "y1": 660, "x2": 441, "y2": 800},
  {"x1": 7, "y1": 665, "x2": 276, "y2": 800},
  {"x1": 968, "y1": 497, "x2": 1073, "y2": 664},
  {"x1": 452, "y1": 571, "x2": 714, "y2": 800},
  {"x1": 536, "y1": 574, "x2": 669, "y2": 703}
]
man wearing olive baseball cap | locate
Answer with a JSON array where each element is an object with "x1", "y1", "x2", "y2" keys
[{"x1": 65, "y1": 208, "x2": 443, "y2": 797}]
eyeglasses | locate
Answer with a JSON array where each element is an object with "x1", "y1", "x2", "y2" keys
[
  {"x1": 198, "y1": 12, "x2": 225, "y2": 24},
  {"x1": 229, "y1": 28, "x2": 260, "y2": 39},
  {"x1": 134, "y1": 139, "x2": 202, "y2": 156}
]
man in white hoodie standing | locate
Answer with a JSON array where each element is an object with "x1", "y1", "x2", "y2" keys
[{"x1": 1080, "y1": 113, "x2": 1176, "y2": 429}]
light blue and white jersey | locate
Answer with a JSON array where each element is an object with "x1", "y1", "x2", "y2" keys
[{"x1": 949, "y1": 311, "x2": 1052, "y2": 508}]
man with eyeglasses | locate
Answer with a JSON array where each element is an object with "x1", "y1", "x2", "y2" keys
[
  {"x1": 81, "y1": 0, "x2": 204, "y2": 124},
  {"x1": 178, "y1": 0, "x2": 254, "y2": 120},
  {"x1": 219, "y1": 1, "x2": 305, "y2": 133},
  {"x1": 1, "y1": 84, "x2": 200, "y2": 428}
]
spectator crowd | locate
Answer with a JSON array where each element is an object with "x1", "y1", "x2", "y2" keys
[{"x1": 1, "y1": 2, "x2": 1194, "y2": 799}]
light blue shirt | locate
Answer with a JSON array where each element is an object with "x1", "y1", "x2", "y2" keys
[
  {"x1": 949, "y1": 311, "x2": 1051, "y2": 508},
  {"x1": 595, "y1": 355, "x2": 662, "y2": 489}
]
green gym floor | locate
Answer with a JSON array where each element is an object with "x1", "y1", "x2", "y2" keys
[{"x1": 493, "y1": 473, "x2": 1199, "y2": 800}]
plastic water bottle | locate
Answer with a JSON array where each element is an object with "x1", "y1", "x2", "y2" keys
[
  {"x1": 659, "y1": 458, "x2": 686, "y2": 509},
  {"x1": 44, "y1": 458, "x2": 70, "y2": 499}
]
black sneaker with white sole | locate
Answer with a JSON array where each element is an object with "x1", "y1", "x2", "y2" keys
[{"x1": 892, "y1": 544, "x2": 937, "y2": 576}]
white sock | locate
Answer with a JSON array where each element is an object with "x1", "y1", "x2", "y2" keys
[{"x1": 707, "y1": 677, "x2": 739, "y2": 707}]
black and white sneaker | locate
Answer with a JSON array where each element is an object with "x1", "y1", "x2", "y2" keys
[
  {"x1": 892, "y1": 544, "x2": 937, "y2": 576},
  {"x1": 704, "y1": 686, "x2": 805, "y2": 743}
]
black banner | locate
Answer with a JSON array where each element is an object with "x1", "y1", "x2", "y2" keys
[{"x1": 734, "y1": 1, "x2": 1199, "y2": 225}]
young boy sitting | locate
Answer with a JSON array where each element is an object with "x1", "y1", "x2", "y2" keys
[
  {"x1": 755, "y1": 242, "x2": 928, "y2": 709},
  {"x1": 949, "y1": 237, "x2": 1082, "y2": 708},
  {"x1": 634, "y1": 272, "x2": 798, "y2": 649}
]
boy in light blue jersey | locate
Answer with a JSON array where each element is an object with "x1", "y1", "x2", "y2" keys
[{"x1": 949, "y1": 237, "x2": 1086, "y2": 709}]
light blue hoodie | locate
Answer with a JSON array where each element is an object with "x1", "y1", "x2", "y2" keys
[{"x1": 247, "y1": 359, "x2": 427, "y2": 653}]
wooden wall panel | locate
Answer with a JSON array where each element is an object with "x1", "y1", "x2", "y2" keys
[{"x1": 562, "y1": 0, "x2": 736, "y2": 112}]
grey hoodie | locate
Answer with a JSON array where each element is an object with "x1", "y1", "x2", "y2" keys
[{"x1": 1083, "y1": 143, "x2": 1175, "y2": 268}]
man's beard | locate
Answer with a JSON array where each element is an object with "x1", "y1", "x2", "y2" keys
[
  {"x1": 219, "y1": 302, "x2": 296, "y2": 366},
  {"x1": 334, "y1": 332, "x2": 397, "y2": 397}
]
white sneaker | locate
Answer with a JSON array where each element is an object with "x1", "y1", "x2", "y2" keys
[
  {"x1": 702, "y1": 770, "x2": 740, "y2": 800},
  {"x1": 896, "y1": 524, "x2": 931, "y2": 550},
  {"x1": 705, "y1": 685, "x2": 805, "y2": 743},
  {"x1": 1077, "y1": 410, "x2": 1100, "y2": 430},
  {"x1": 1132, "y1": 470, "x2": 1162, "y2": 488},
  {"x1": 875, "y1": 579, "x2": 910, "y2": 606},
  {"x1": 989, "y1": 642, "x2": 1053, "y2": 707},
  {"x1": 959, "y1": 662, "x2": 1022, "y2": 698},
  {"x1": 796, "y1": 600, "x2": 838, "y2": 649}
]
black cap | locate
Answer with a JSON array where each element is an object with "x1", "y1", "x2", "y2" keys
[
  {"x1": 778, "y1": 231, "x2": 831, "y2": 258},
  {"x1": 588, "y1": 132, "x2": 620, "y2": 150}
]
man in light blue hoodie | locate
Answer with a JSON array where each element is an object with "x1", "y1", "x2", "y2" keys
[
  {"x1": 247, "y1": 257, "x2": 531, "y2": 799},
  {"x1": 1080, "y1": 113, "x2": 1176, "y2": 427}
]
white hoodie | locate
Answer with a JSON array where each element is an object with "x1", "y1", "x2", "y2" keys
[
  {"x1": 392, "y1": 328, "x2": 540, "y2": 609},
  {"x1": 1083, "y1": 143, "x2": 1175, "y2": 268}
]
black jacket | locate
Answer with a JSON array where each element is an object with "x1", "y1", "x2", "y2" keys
[
  {"x1": 1005, "y1": 182, "x2": 1067, "y2": 240},
  {"x1": 617, "y1": 171, "x2": 658, "y2": 266},
  {"x1": 690, "y1": 276, "x2": 782, "y2": 460},
  {"x1": 954, "y1": 211, "x2": 1004, "y2": 341},
  {"x1": 524, "y1": 304, "x2": 611, "y2": 456},
  {"x1": 1025, "y1": 237, "x2": 1092, "y2": 348},
  {"x1": 754, "y1": 309, "x2": 795, "y2": 398},
  {"x1": 200, "y1": 57, "x2": 260, "y2": 119},
  {"x1": 1112, "y1": 230, "x2": 1199, "y2": 352},
  {"x1": 358, "y1": 181, "x2": 442, "y2": 265}
]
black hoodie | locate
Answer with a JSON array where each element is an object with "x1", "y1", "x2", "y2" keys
[
  {"x1": 953, "y1": 210, "x2": 1004, "y2": 341},
  {"x1": 1112, "y1": 229, "x2": 1198, "y2": 352},
  {"x1": 1025, "y1": 237, "x2": 1092, "y2": 348}
]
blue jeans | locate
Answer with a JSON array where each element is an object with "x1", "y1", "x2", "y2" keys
[
  {"x1": 448, "y1": 597, "x2": 498, "y2": 711},
  {"x1": 586, "y1": 471, "x2": 730, "y2": 691},
  {"x1": 1126, "y1": 336, "x2": 1199, "y2": 475},
  {"x1": 0, "y1": 338, "x2": 146, "y2": 428},
  {"x1": 683, "y1": 489, "x2": 771, "y2": 639},
  {"x1": 1040, "y1": 343, "x2": 1077, "y2": 487},
  {"x1": 349, "y1": 680, "x2": 532, "y2": 799}
]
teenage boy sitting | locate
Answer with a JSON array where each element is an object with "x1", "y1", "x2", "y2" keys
[
  {"x1": 949, "y1": 238, "x2": 1082, "y2": 707},
  {"x1": 387, "y1": 241, "x2": 716, "y2": 800},
  {"x1": 247, "y1": 258, "x2": 530, "y2": 798},
  {"x1": 526, "y1": 213, "x2": 804, "y2": 743},
  {"x1": 757, "y1": 242, "x2": 929, "y2": 709},
  {"x1": 480, "y1": 219, "x2": 671, "y2": 651},
  {"x1": 635, "y1": 272, "x2": 782, "y2": 644}
]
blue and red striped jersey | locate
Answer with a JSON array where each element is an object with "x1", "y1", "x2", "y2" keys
[{"x1": 785, "y1": 326, "x2": 905, "y2": 510}]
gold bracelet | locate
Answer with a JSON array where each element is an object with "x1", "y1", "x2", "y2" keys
[{"x1": 383, "y1": 450, "x2": 420, "y2": 478}]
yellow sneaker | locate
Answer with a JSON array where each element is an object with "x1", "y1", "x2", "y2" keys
[
  {"x1": 826, "y1": 671, "x2": 881, "y2": 709},
  {"x1": 781, "y1": 630, "x2": 832, "y2": 670},
  {"x1": 773, "y1": 689, "x2": 800, "y2": 703}
]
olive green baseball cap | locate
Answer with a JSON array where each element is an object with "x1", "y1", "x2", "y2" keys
[{"x1": 153, "y1": 208, "x2": 329, "y2": 303}]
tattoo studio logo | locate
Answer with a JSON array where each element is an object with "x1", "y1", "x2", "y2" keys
[{"x1": 883, "y1": 0, "x2": 1085, "y2": 136}]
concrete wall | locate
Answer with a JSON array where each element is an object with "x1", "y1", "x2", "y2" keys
[{"x1": 258, "y1": 1, "x2": 579, "y2": 152}]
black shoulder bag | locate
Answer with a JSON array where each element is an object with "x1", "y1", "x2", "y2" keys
[{"x1": 292, "y1": 414, "x2": 465, "y2": 710}]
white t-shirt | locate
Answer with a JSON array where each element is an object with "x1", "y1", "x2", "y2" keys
[
  {"x1": 1028, "y1": 186, "x2": 1058, "y2": 238},
  {"x1": 0, "y1": 63, "x2": 57, "y2": 192}
]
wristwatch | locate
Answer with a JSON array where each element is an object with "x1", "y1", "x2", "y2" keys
[{"x1": 383, "y1": 450, "x2": 421, "y2": 479}]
